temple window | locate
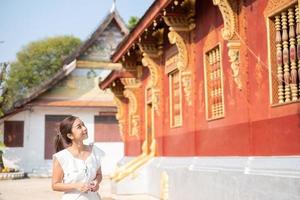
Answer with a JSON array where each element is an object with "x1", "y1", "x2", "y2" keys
[
  {"x1": 268, "y1": 3, "x2": 299, "y2": 104},
  {"x1": 94, "y1": 114, "x2": 121, "y2": 142},
  {"x1": 204, "y1": 45, "x2": 225, "y2": 120},
  {"x1": 4, "y1": 121, "x2": 24, "y2": 147},
  {"x1": 169, "y1": 69, "x2": 182, "y2": 127}
]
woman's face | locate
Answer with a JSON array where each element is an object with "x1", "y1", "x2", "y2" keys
[{"x1": 70, "y1": 118, "x2": 88, "y2": 142}]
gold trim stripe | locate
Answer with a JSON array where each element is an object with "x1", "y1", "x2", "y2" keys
[{"x1": 76, "y1": 60, "x2": 122, "y2": 69}]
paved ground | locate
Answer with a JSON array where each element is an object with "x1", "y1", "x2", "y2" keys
[{"x1": 0, "y1": 176, "x2": 157, "y2": 200}]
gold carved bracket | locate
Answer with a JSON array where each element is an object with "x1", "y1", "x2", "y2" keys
[
  {"x1": 138, "y1": 28, "x2": 164, "y2": 58},
  {"x1": 141, "y1": 54, "x2": 159, "y2": 88},
  {"x1": 163, "y1": 0, "x2": 195, "y2": 32},
  {"x1": 121, "y1": 77, "x2": 141, "y2": 89},
  {"x1": 212, "y1": 0, "x2": 237, "y2": 40},
  {"x1": 227, "y1": 41, "x2": 242, "y2": 90},
  {"x1": 163, "y1": 0, "x2": 195, "y2": 105},
  {"x1": 121, "y1": 56, "x2": 143, "y2": 80},
  {"x1": 212, "y1": 0, "x2": 242, "y2": 90},
  {"x1": 123, "y1": 88, "x2": 140, "y2": 137},
  {"x1": 168, "y1": 30, "x2": 192, "y2": 106},
  {"x1": 113, "y1": 96, "x2": 125, "y2": 140},
  {"x1": 110, "y1": 80, "x2": 126, "y2": 140},
  {"x1": 141, "y1": 54, "x2": 161, "y2": 113},
  {"x1": 139, "y1": 28, "x2": 164, "y2": 113}
]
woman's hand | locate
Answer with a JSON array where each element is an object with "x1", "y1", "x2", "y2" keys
[
  {"x1": 76, "y1": 183, "x2": 92, "y2": 193},
  {"x1": 89, "y1": 180, "x2": 100, "y2": 192}
]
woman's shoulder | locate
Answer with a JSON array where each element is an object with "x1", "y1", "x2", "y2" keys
[
  {"x1": 90, "y1": 143, "x2": 105, "y2": 157},
  {"x1": 53, "y1": 149, "x2": 68, "y2": 160}
]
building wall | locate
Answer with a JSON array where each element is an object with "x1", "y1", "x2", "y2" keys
[
  {"x1": 121, "y1": 0, "x2": 300, "y2": 157},
  {"x1": 1, "y1": 106, "x2": 123, "y2": 175},
  {"x1": 110, "y1": 0, "x2": 300, "y2": 199}
]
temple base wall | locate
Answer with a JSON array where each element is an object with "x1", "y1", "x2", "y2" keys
[{"x1": 112, "y1": 156, "x2": 300, "y2": 200}]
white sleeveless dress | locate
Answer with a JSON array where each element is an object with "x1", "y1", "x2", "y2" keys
[{"x1": 53, "y1": 145, "x2": 104, "y2": 200}]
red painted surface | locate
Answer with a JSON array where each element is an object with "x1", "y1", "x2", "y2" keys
[
  {"x1": 125, "y1": 139, "x2": 143, "y2": 156},
  {"x1": 113, "y1": 0, "x2": 300, "y2": 157}
]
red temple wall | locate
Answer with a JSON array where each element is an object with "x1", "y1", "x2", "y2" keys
[{"x1": 124, "y1": 0, "x2": 300, "y2": 156}]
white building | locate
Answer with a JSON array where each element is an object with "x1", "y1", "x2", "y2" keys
[{"x1": 0, "y1": 9, "x2": 129, "y2": 176}]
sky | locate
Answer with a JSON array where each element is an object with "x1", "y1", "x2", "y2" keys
[{"x1": 0, "y1": 0, "x2": 154, "y2": 63}]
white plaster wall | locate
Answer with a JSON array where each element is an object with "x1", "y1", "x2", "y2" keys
[
  {"x1": 113, "y1": 156, "x2": 300, "y2": 200},
  {"x1": 1, "y1": 106, "x2": 124, "y2": 176},
  {"x1": 94, "y1": 142, "x2": 124, "y2": 175}
]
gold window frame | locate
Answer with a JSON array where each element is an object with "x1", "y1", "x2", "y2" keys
[{"x1": 204, "y1": 44, "x2": 225, "y2": 120}]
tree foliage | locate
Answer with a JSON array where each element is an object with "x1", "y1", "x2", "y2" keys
[
  {"x1": 2, "y1": 36, "x2": 81, "y2": 112},
  {"x1": 127, "y1": 16, "x2": 139, "y2": 31},
  {"x1": 0, "y1": 62, "x2": 9, "y2": 116}
]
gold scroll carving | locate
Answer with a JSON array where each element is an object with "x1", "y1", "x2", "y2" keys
[
  {"x1": 212, "y1": 0, "x2": 242, "y2": 89},
  {"x1": 123, "y1": 88, "x2": 140, "y2": 137},
  {"x1": 212, "y1": 0, "x2": 237, "y2": 40},
  {"x1": 113, "y1": 96, "x2": 125, "y2": 140},
  {"x1": 168, "y1": 30, "x2": 192, "y2": 106},
  {"x1": 228, "y1": 41, "x2": 242, "y2": 90},
  {"x1": 141, "y1": 54, "x2": 161, "y2": 112}
]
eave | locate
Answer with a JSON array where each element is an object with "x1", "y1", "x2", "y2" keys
[
  {"x1": 111, "y1": 0, "x2": 173, "y2": 63},
  {"x1": 99, "y1": 70, "x2": 134, "y2": 90}
]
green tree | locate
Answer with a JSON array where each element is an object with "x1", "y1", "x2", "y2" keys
[
  {"x1": 127, "y1": 16, "x2": 139, "y2": 31},
  {"x1": 0, "y1": 62, "x2": 9, "y2": 117},
  {"x1": 2, "y1": 36, "x2": 81, "y2": 112}
]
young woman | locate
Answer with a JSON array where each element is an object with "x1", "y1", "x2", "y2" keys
[{"x1": 52, "y1": 116, "x2": 104, "y2": 200}]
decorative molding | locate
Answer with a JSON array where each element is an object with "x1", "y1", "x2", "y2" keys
[
  {"x1": 138, "y1": 43, "x2": 162, "y2": 58},
  {"x1": 169, "y1": 70, "x2": 183, "y2": 127},
  {"x1": 168, "y1": 30, "x2": 192, "y2": 106},
  {"x1": 181, "y1": 71, "x2": 192, "y2": 106},
  {"x1": 264, "y1": 0, "x2": 297, "y2": 17},
  {"x1": 212, "y1": 0, "x2": 242, "y2": 90},
  {"x1": 124, "y1": 88, "x2": 140, "y2": 136},
  {"x1": 163, "y1": 0, "x2": 196, "y2": 32},
  {"x1": 121, "y1": 59, "x2": 143, "y2": 79},
  {"x1": 152, "y1": 88, "x2": 160, "y2": 112},
  {"x1": 139, "y1": 30, "x2": 163, "y2": 113},
  {"x1": 168, "y1": 31, "x2": 188, "y2": 71},
  {"x1": 141, "y1": 54, "x2": 159, "y2": 87},
  {"x1": 110, "y1": 82, "x2": 124, "y2": 98},
  {"x1": 143, "y1": 55, "x2": 161, "y2": 112},
  {"x1": 113, "y1": 96, "x2": 125, "y2": 140},
  {"x1": 160, "y1": 171, "x2": 169, "y2": 200},
  {"x1": 212, "y1": 0, "x2": 237, "y2": 40},
  {"x1": 130, "y1": 115, "x2": 140, "y2": 137},
  {"x1": 203, "y1": 26, "x2": 220, "y2": 52},
  {"x1": 152, "y1": 28, "x2": 164, "y2": 53},
  {"x1": 123, "y1": 89, "x2": 138, "y2": 116},
  {"x1": 121, "y1": 77, "x2": 141, "y2": 88},
  {"x1": 163, "y1": 15, "x2": 195, "y2": 32},
  {"x1": 227, "y1": 40, "x2": 242, "y2": 90},
  {"x1": 146, "y1": 84, "x2": 161, "y2": 113},
  {"x1": 113, "y1": 96, "x2": 124, "y2": 121}
]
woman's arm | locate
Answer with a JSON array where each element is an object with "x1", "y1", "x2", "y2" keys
[
  {"x1": 90, "y1": 167, "x2": 102, "y2": 192},
  {"x1": 52, "y1": 158, "x2": 91, "y2": 192}
]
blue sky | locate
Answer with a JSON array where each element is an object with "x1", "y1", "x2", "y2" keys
[{"x1": 0, "y1": 0, "x2": 154, "y2": 63}]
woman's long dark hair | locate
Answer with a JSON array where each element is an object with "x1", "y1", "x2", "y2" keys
[{"x1": 54, "y1": 116, "x2": 78, "y2": 152}]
